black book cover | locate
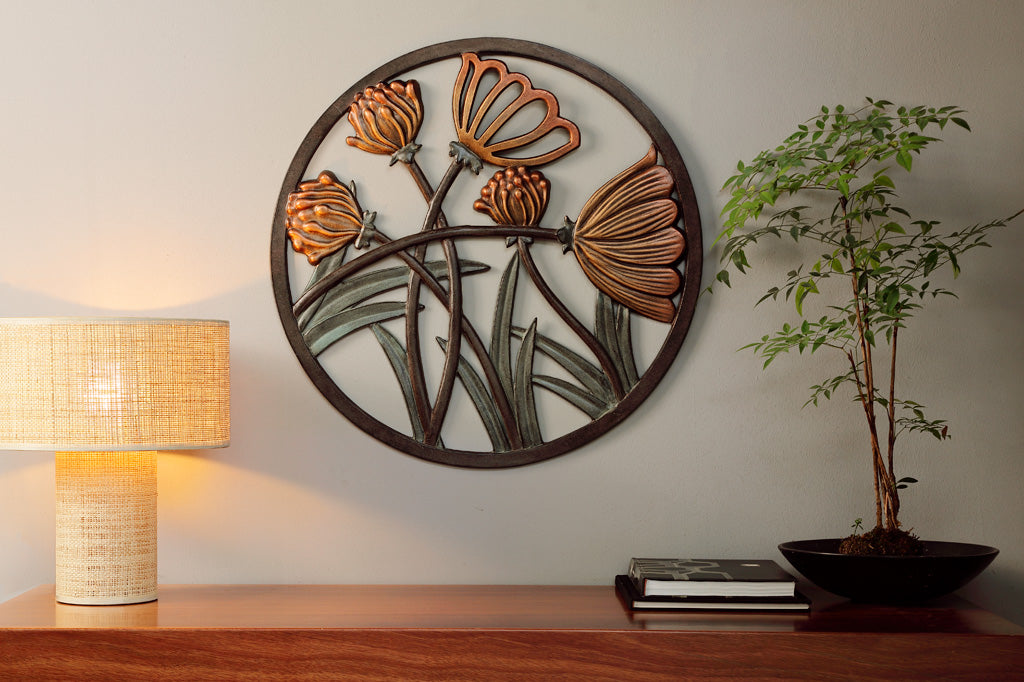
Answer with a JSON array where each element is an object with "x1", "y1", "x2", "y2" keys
[{"x1": 628, "y1": 558, "x2": 796, "y2": 597}]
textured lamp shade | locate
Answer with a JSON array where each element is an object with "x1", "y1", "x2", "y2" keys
[
  {"x1": 0, "y1": 318, "x2": 230, "y2": 451},
  {"x1": 0, "y1": 318, "x2": 230, "y2": 605}
]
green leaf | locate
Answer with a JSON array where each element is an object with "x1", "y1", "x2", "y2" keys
[
  {"x1": 436, "y1": 337, "x2": 510, "y2": 452},
  {"x1": 301, "y1": 259, "x2": 489, "y2": 331},
  {"x1": 951, "y1": 117, "x2": 971, "y2": 131},
  {"x1": 794, "y1": 280, "x2": 819, "y2": 316},
  {"x1": 305, "y1": 301, "x2": 413, "y2": 356},
  {"x1": 533, "y1": 375, "x2": 608, "y2": 420},
  {"x1": 490, "y1": 253, "x2": 520, "y2": 404},
  {"x1": 595, "y1": 292, "x2": 630, "y2": 391},
  {"x1": 514, "y1": 319, "x2": 543, "y2": 447},
  {"x1": 731, "y1": 249, "x2": 751, "y2": 273},
  {"x1": 371, "y1": 324, "x2": 425, "y2": 442},
  {"x1": 896, "y1": 149, "x2": 912, "y2": 172},
  {"x1": 614, "y1": 301, "x2": 640, "y2": 389},
  {"x1": 296, "y1": 247, "x2": 349, "y2": 328},
  {"x1": 510, "y1": 326, "x2": 613, "y2": 402},
  {"x1": 874, "y1": 174, "x2": 895, "y2": 189},
  {"x1": 896, "y1": 476, "x2": 918, "y2": 490}
]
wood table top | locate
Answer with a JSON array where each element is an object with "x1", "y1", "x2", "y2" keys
[{"x1": 2, "y1": 583, "x2": 1021, "y2": 635}]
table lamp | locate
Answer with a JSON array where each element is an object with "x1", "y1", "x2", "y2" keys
[{"x1": 0, "y1": 318, "x2": 229, "y2": 605}]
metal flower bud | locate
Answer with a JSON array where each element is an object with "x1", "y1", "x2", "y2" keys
[
  {"x1": 473, "y1": 166, "x2": 550, "y2": 227},
  {"x1": 285, "y1": 171, "x2": 365, "y2": 265},
  {"x1": 346, "y1": 80, "x2": 424, "y2": 165}
]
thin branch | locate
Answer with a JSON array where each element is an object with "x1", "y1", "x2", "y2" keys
[
  {"x1": 886, "y1": 322, "x2": 900, "y2": 524},
  {"x1": 846, "y1": 348, "x2": 882, "y2": 529}
]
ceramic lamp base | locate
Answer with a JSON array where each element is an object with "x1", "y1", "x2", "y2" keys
[{"x1": 55, "y1": 451, "x2": 157, "y2": 605}]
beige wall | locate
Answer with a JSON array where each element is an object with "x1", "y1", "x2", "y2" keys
[{"x1": 2, "y1": 0, "x2": 1023, "y2": 623}]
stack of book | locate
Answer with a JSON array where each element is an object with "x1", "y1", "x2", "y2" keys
[{"x1": 617, "y1": 557, "x2": 811, "y2": 611}]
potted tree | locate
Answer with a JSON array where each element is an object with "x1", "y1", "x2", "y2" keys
[{"x1": 714, "y1": 99, "x2": 1019, "y2": 601}]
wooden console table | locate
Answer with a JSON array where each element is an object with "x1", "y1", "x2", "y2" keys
[{"x1": 1, "y1": 584, "x2": 1022, "y2": 680}]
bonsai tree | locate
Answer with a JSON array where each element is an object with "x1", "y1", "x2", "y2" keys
[{"x1": 713, "y1": 99, "x2": 1020, "y2": 554}]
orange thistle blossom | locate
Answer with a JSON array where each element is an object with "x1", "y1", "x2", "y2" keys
[
  {"x1": 285, "y1": 171, "x2": 377, "y2": 265},
  {"x1": 346, "y1": 80, "x2": 424, "y2": 166}
]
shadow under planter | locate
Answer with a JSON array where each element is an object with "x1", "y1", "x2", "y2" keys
[{"x1": 779, "y1": 539, "x2": 998, "y2": 604}]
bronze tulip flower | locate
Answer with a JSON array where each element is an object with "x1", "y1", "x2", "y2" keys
[{"x1": 559, "y1": 146, "x2": 685, "y2": 323}]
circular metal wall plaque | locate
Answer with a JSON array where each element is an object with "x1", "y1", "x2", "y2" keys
[{"x1": 271, "y1": 38, "x2": 702, "y2": 467}]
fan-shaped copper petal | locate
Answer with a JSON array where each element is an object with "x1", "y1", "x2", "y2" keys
[
  {"x1": 452, "y1": 53, "x2": 580, "y2": 167},
  {"x1": 575, "y1": 146, "x2": 672, "y2": 232},
  {"x1": 568, "y1": 146, "x2": 685, "y2": 322},
  {"x1": 583, "y1": 228, "x2": 685, "y2": 266},
  {"x1": 575, "y1": 252, "x2": 679, "y2": 323},
  {"x1": 577, "y1": 198, "x2": 678, "y2": 242}
]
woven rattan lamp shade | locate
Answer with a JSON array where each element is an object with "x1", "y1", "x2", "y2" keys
[
  {"x1": 0, "y1": 318, "x2": 230, "y2": 605},
  {"x1": 0, "y1": 318, "x2": 229, "y2": 450}
]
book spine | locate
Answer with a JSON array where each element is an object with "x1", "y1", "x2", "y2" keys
[{"x1": 626, "y1": 559, "x2": 645, "y2": 595}]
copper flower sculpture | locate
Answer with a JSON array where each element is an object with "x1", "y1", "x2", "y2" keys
[
  {"x1": 282, "y1": 47, "x2": 696, "y2": 463},
  {"x1": 285, "y1": 171, "x2": 371, "y2": 265},
  {"x1": 452, "y1": 53, "x2": 580, "y2": 168},
  {"x1": 473, "y1": 166, "x2": 550, "y2": 226},
  {"x1": 559, "y1": 146, "x2": 685, "y2": 323},
  {"x1": 346, "y1": 80, "x2": 424, "y2": 165}
]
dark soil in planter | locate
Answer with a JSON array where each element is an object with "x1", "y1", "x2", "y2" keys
[{"x1": 839, "y1": 526, "x2": 924, "y2": 556}]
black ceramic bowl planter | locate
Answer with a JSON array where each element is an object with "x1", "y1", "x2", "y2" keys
[{"x1": 779, "y1": 539, "x2": 999, "y2": 603}]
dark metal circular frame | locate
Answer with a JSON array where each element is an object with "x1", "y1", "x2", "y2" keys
[{"x1": 271, "y1": 38, "x2": 703, "y2": 468}]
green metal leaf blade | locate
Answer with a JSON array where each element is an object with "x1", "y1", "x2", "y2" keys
[
  {"x1": 613, "y1": 300, "x2": 640, "y2": 389},
  {"x1": 533, "y1": 375, "x2": 608, "y2": 420},
  {"x1": 510, "y1": 326, "x2": 613, "y2": 402},
  {"x1": 595, "y1": 291, "x2": 629, "y2": 390},
  {"x1": 490, "y1": 252, "x2": 520, "y2": 405},
  {"x1": 296, "y1": 247, "x2": 349, "y2": 329},
  {"x1": 513, "y1": 319, "x2": 543, "y2": 447},
  {"x1": 437, "y1": 337, "x2": 511, "y2": 452},
  {"x1": 302, "y1": 259, "x2": 489, "y2": 331},
  {"x1": 370, "y1": 324, "x2": 425, "y2": 442},
  {"x1": 305, "y1": 301, "x2": 414, "y2": 355}
]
